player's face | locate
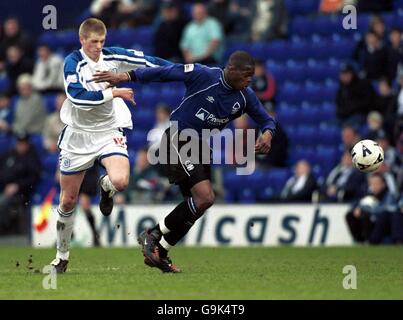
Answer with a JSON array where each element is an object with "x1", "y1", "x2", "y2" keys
[
  {"x1": 227, "y1": 66, "x2": 254, "y2": 90},
  {"x1": 80, "y1": 32, "x2": 106, "y2": 62}
]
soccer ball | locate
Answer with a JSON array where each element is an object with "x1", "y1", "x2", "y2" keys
[{"x1": 351, "y1": 139, "x2": 384, "y2": 173}]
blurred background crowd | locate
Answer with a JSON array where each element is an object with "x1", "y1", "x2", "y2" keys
[{"x1": 0, "y1": 0, "x2": 402, "y2": 244}]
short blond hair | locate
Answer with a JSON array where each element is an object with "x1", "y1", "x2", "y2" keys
[{"x1": 79, "y1": 18, "x2": 106, "y2": 38}]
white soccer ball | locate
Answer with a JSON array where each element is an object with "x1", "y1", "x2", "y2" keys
[{"x1": 351, "y1": 139, "x2": 384, "y2": 173}]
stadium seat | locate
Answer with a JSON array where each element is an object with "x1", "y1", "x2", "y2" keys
[{"x1": 43, "y1": 94, "x2": 57, "y2": 113}]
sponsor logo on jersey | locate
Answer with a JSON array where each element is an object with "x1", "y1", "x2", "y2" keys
[
  {"x1": 195, "y1": 108, "x2": 210, "y2": 121},
  {"x1": 184, "y1": 64, "x2": 194, "y2": 73},
  {"x1": 231, "y1": 102, "x2": 241, "y2": 114},
  {"x1": 206, "y1": 96, "x2": 215, "y2": 103},
  {"x1": 66, "y1": 74, "x2": 78, "y2": 84}
]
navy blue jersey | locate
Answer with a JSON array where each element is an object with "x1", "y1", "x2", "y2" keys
[{"x1": 131, "y1": 63, "x2": 276, "y2": 136}]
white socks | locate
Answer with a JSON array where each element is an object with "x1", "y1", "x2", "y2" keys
[
  {"x1": 56, "y1": 206, "x2": 75, "y2": 261},
  {"x1": 100, "y1": 175, "x2": 118, "y2": 197},
  {"x1": 159, "y1": 219, "x2": 172, "y2": 251},
  {"x1": 159, "y1": 218, "x2": 171, "y2": 235},
  {"x1": 160, "y1": 237, "x2": 172, "y2": 251}
]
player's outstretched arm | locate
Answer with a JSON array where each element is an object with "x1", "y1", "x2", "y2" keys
[{"x1": 93, "y1": 63, "x2": 196, "y2": 85}]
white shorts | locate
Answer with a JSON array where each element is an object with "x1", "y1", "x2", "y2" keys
[{"x1": 58, "y1": 126, "x2": 129, "y2": 175}]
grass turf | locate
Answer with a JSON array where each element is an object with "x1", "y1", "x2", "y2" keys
[{"x1": 0, "y1": 246, "x2": 402, "y2": 299}]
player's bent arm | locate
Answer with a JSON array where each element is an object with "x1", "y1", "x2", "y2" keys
[
  {"x1": 244, "y1": 89, "x2": 276, "y2": 136},
  {"x1": 64, "y1": 55, "x2": 113, "y2": 108}
]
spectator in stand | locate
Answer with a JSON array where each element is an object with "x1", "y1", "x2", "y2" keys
[
  {"x1": 227, "y1": 0, "x2": 253, "y2": 41},
  {"x1": 357, "y1": 0, "x2": 393, "y2": 13},
  {"x1": 154, "y1": 1, "x2": 187, "y2": 62},
  {"x1": 354, "y1": 31, "x2": 387, "y2": 80},
  {"x1": 4, "y1": 45, "x2": 33, "y2": 96},
  {"x1": 362, "y1": 111, "x2": 386, "y2": 141},
  {"x1": 250, "y1": 0, "x2": 288, "y2": 41},
  {"x1": 148, "y1": 103, "x2": 171, "y2": 152},
  {"x1": 398, "y1": 70, "x2": 403, "y2": 117},
  {"x1": 280, "y1": 160, "x2": 317, "y2": 202},
  {"x1": 251, "y1": 59, "x2": 276, "y2": 110},
  {"x1": 208, "y1": 0, "x2": 232, "y2": 35},
  {"x1": 90, "y1": 0, "x2": 157, "y2": 28},
  {"x1": 341, "y1": 125, "x2": 360, "y2": 151},
  {"x1": 0, "y1": 17, "x2": 33, "y2": 70},
  {"x1": 12, "y1": 74, "x2": 46, "y2": 135},
  {"x1": 43, "y1": 93, "x2": 66, "y2": 153},
  {"x1": 116, "y1": 148, "x2": 170, "y2": 204},
  {"x1": 256, "y1": 105, "x2": 288, "y2": 168},
  {"x1": 386, "y1": 28, "x2": 402, "y2": 82},
  {"x1": 0, "y1": 94, "x2": 12, "y2": 135},
  {"x1": 32, "y1": 44, "x2": 64, "y2": 94},
  {"x1": 336, "y1": 63, "x2": 376, "y2": 126},
  {"x1": 180, "y1": 2, "x2": 224, "y2": 65},
  {"x1": 377, "y1": 77, "x2": 397, "y2": 119},
  {"x1": 90, "y1": 0, "x2": 122, "y2": 28},
  {"x1": 0, "y1": 132, "x2": 41, "y2": 235},
  {"x1": 376, "y1": 162, "x2": 399, "y2": 198},
  {"x1": 345, "y1": 173, "x2": 401, "y2": 244},
  {"x1": 324, "y1": 150, "x2": 367, "y2": 202},
  {"x1": 369, "y1": 15, "x2": 387, "y2": 46}
]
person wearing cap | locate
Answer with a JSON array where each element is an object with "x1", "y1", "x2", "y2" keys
[
  {"x1": 0, "y1": 132, "x2": 41, "y2": 235},
  {"x1": 12, "y1": 73, "x2": 46, "y2": 135},
  {"x1": 336, "y1": 62, "x2": 377, "y2": 127}
]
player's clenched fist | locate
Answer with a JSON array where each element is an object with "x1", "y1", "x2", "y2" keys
[
  {"x1": 255, "y1": 130, "x2": 273, "y2": 154},
  {"x1": 112, "y1": 88, "x2": 135, "y2": 105}
]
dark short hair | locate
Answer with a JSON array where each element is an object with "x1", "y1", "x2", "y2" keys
[{"x1": 227, "y1": 51, "x2": 255, "y2": 70}]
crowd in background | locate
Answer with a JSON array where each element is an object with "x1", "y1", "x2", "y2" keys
[{"x1": 0, "y1": 0, "x2": 402, "y2": 243}]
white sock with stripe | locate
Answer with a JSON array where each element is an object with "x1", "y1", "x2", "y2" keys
[{"x1": 56, "y1": 206, "x2": 75, "y2": 261}]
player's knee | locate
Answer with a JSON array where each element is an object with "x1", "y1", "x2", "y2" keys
[
  {"x1": 60, "y1": 194, "x2": 77, "y2": 212},
  {"x1": 194, "y1": 191, "x2": 215, "y2": 212},
  {"x1": 110, "y1": 176, "x2": 129, "y2": 192}
]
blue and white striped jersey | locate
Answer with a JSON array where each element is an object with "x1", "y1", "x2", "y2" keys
[{"x1": 61, "y1": 47, "x2": 169, "y2": 132}]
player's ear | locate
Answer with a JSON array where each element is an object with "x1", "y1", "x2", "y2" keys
[{"x1": 79, "y1": 35, "x2": 85, "y2": 46}]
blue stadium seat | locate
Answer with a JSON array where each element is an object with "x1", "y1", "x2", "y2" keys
[
  {"x1": 289, "y1": 146, "x2": 316, "y2": 165},
  {"x1": 42, "y1": 153, "x2": 58, "y2": 174},
  {"x1": 134, "y1": 109, "x2": 155, "y2": 130},
  {"x1": 317, "y1": 124, "x2": 341, "y2": 146},
  {"x1": 0, "y1": 75, "x2": 9, "y2": 92},
  {"x1": 295, "y1": 125, "x2": 318, "y2": 145},
  {"x1": 126, "y1": 130, "x2": 148, "y2": 150},
  {"x1": 276, "y1": 103, "x2": 299, "y2": 126},
  {"x1": 43, "y1": 94, "x2": 57, "y2": 113},
  {"x1": 30, "y1": 134, "x2": 45, "y2": 153}
]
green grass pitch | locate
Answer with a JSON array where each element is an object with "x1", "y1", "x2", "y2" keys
[{"x1": 0, "y1": 246, "x2": 402, "y2": 299}]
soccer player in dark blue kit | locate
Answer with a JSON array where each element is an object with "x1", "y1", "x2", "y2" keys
[{"x1": 94, "y1": 51, "x2": 276, "y2": 273}]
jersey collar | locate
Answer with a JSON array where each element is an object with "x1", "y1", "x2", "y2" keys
[
  {"x1": 80, "y1": 48, "x2": 104, "y2": 69},
  {"x1": 220, "y1": 69, "x2": 233, "y2": 90}
]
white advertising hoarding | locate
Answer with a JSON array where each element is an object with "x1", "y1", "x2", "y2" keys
[{"x1": 31, "y1": 204, "x2": 353, "y2": 247}]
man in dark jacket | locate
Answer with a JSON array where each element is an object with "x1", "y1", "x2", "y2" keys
[
  {"x1": 0, "y1": 132, "x2": 41, "y2": 235},
  {"x1": 336, "y1": 63, "x2": 377, "y2": 127},
  {"x1": 154, "y1": 1, "x2": 187, "y2": 62}
]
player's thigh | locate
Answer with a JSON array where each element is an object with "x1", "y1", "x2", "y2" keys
[{"x1": 100, "y1": 155, "x2": 130, "y2": 189}]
